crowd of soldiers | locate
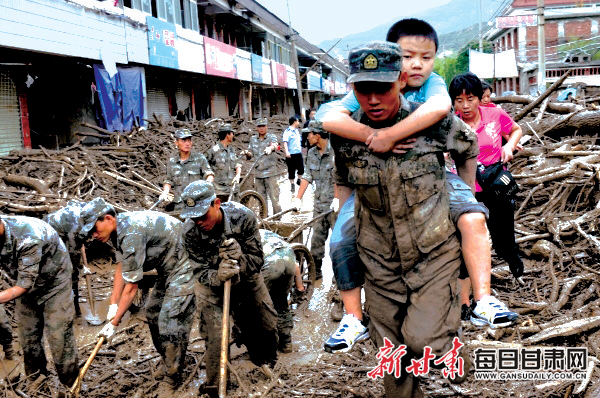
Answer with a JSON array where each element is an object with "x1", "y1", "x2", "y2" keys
[
  {"x1": 1, "y1": 19, "x2": 525, "y2": 398},
  {"x1": 0, "y1": 115, "x2": 315, "y2": 394}
]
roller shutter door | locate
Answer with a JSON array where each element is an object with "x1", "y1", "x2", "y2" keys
[
  {"x1": 146, "y1": 86, "x2": 171, "y2": 119},
  {"x1": 0, "y1": 74, "x2": 23, "y2": 156},
  {"x1": 211, "y1": 90, "x2": 228, "y2": 117},
  {"x1": 175, "y1": 85, "x2": 191, "y2": 115}
]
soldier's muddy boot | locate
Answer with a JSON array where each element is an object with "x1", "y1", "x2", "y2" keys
[
  {"x1": 152, "y1": 362, "x2": 166, "y2": 380},
  {"x1": 163, "y1": 343, "x2": 180, "y2": 381},
  {"x1": 314, "y1": 259, "x2": 323, "y2": 280},
  {"x1": 330, "y1": 301, "x2": 344, "y2": 322},
  {"x1": 278, "y1": 336, "x2": 293, "y2": 353},
  {"x1": 3, "y1": 343, "x2": 14, "y2": 360}
]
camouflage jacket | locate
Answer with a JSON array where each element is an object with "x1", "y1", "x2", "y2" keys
[
  {"x1": 302, "y1": 144, "x2": 335, "y2": 212},
  {"x1": 332, "y1": 96, "x2": 479, "y2": 294},
  {"x1": 259, "y1": 229, "x2": 295, "y2": 284},
  {"x1": 248, "y1": 133, "x2": 279, "y2": 178},
  {"x1": 165, "y1": 153, "x2": 214, "y2": 203},
  {"x1": 0, "y1": 216, "x2": 72, "y2": 305},
  {"x1": 183, "y1": 202, "x2": 263, "y2": 292},
  {"x1": 113, "y1": 211, "x2": 194, "y2": 297},
  {"x1": 205, "y1": 142, "x2": 241, "y2": 196},
  {"x1": 43, "y1": 200, "x2": 87, "y2": 261}
]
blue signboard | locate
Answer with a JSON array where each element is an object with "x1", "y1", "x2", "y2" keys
[
  {"x1": 251, "y1": 54, "x2": 263, "y2": 83},
  {"x1": 146, "y1": 16, "x2": 179, "y2": 69},
  {"x1": 307, "y1": 71, "x2": 321, "y2": 91}
]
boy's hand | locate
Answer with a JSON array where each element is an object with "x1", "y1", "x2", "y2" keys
[
  {"x1": 365, "y1": 129, "x2": 395, "y2": 153},
  {"x1": 392, "y1": 138, "x2": 417, "y2": 154}
]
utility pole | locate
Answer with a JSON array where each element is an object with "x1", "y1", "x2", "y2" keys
[
  {"x1": 479, "y1": 0, "x2": 483, "y2": 51},
  {"x1": 537, "y1": 0, "x2": 546, "y2": 94},
  {"x1": 287, "y1": 0, "x2": 306, "y2": 121}
]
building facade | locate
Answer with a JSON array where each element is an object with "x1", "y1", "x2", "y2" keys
[
  {"x1": 485, "y1": 0, "x2": 600, "y2": 95},
  {"x1": 0, "y1": 0, "x2": 349, "y2": 155}
]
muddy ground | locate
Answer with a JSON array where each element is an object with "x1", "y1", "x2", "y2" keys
[
  {"x1": 3, "y1": 111, "x2": 600, "y2": 397},
  {"x1": 2, "y1": 175, "x2": 597, "y2": 398}
]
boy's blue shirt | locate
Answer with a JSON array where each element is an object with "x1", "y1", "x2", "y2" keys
[{"x1": 315, "y1": 72, "x2": 449, "y2": 120}]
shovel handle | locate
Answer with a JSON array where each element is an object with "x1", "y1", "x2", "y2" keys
[
  {"x1": 70, "y1": 336, "x2": 106, "y2": 397},
  {"x1": 149, "y1": 198, "x2": 163, "y2": 210},
  {"x1": 81, "y1": 247, "x2": 97, "y2": 317},
  {"x1": 219, "y1": 279, "x2": 232, "y2": 398}
]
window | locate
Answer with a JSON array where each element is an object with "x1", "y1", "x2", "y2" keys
[
  {"x1": 181, "y1": 0, "x2": 199, "y2": 32},
  {"x1": 124, "y1": 0, "x2": 152, "y2": 14}
]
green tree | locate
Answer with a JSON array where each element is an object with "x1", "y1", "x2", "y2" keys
[{"x1": 434, "y1": 40, "x2": 493, "y2": 86}]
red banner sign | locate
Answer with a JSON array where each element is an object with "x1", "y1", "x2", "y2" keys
[{"x1": 204, "y1": 37, "x2": 236, "y2": 79}]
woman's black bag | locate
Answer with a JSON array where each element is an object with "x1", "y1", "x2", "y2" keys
[{"x1": 476, "y1": 161, "x2": 519, "y2": 198}]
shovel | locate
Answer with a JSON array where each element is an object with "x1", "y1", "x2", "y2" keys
[
  {"x1": 81, "y1": 246, "x2": 103, "y2": 326},
  {"x1": 149, "y1": 198, "x2": 163, "y2": 210},
  {"x1": 70, "y1": 336, "x2": 106, "y2": 397},
  {"x1": 219, "y1": 279, "x2": 232, "y2": 398}
]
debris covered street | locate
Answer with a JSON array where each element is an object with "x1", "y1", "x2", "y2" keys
[{"x1": 3, "y1": 88, "x2": 600, "y2": 397}]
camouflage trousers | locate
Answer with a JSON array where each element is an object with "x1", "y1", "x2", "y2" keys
[
  {"x1": 16, "y1": 285, "x2": 78, "y2": 386},
  {"x1": 197, "y1": 272, "x2": 278, "y2": 388},
  {"x1": 255, "y1": 176, "x2": 282, "y2": 214},
  {"x1": 262, "y1": 246, "x2": 296, "y2": 348},
  {"x1": 362, "y1": 237, "x2": 462, "y2": 398},
  {"x1": 0, "y1": 304, "x2": 13, "y2": 350},
  {"x1": 146, "y1": 280, "x2": 196, "y2": 381},
  {"x1": 310, "y1": 207, "x2": 333, "y2": 262}
]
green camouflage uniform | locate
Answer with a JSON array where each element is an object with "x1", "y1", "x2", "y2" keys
[
  {"x1": 302, "y1": 144, "x2": 335, "y2": 262},
  {"x1": 0, "y1": 304, "x2": 12, "y2": 356},
  {"x1": 114, "y1": 211, "x2": 196, "y2": 379},
  {"x1": 44, "y1": 200, "x2": 87, "y2": 314},
  {"x1": 0, "y1": 216, "x2": 78, "y2": 385},
  {"x1": 205, "y1": 141, "x2": 241, "y2": 198},
  {"x1": 165, "y1": 153, "x2": 214, "y2": 211},
  {"x1": 183, "y1": 202, "x2": 278, "y2": 388},
  {"x1": 248, "y1": 133, "x2": 281, "y2": 214},
  {"x1": 333, "y1": 95, "x2": 479, "y2": 396},
  {"x1": 260, "y1": 229, "x2": 296, "y2": 349}
]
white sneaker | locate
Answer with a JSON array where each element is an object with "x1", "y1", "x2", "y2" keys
[
  {"x1": 471, "y1": 295, "x2": 518, "y2": 328},
  {"x1": 323, "y1": 314, "x2": 369, "y2": 353}
]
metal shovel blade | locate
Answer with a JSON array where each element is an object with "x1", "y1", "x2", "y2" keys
[{"x1": 83, "y1": 311, "x2": 104, "y2": 326}]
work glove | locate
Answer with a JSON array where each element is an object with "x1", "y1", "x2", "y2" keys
[
  {"x1": 264, "y1": 146, "x2": 272, "y2": 155},
  {"x1": 98, "y1": 322, "x2": 116, "y2": 339},
  {"x1": 82, "y1": 265, "x2": 93, "y2": 275},
  {"x1": 159, "y1": 191, "x2": 174, "y2": 204},
  {"x1": 240, "y1": 150, "x2": 252, "y2": 160},
  {"x1": 232, "y1": 174, "x2": 241, "y2": 185},
  {"x1": 219, "y1": 238, "x2": 243, "y2": 261},
  {"x1": 330, "y1": 198, "x2": 340, "y2": 213},
  {"x1": 106, "y1": 304, "x2": 118, "y2": 322},
  {"x1": 217, "y1": 259, "x2": 240, "y2": 282},
  {"x1": 292, "y1": 197, "x2": 302, "y2": 210}
]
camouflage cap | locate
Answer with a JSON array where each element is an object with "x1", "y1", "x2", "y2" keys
[
  {"x1": 256, "y1": 118, "x2": 268, "y2": 126},
  {"x1": 307, "y1": 120, "x2": 326, "y2": 135},
  {"x1": 80, "y1": 197, "x2": 115, "y2": 237},
  {"x1": 218, "y1": 123, "x2": 233, "y2": 133},
  {"x1": 180, "y1": 180, "x2": 217, "y2": 219},
  {"x1": 174, "y1": 128, "x2": 193, "y2": 139},
  {"x1": 347, "y1": 41, "x2": 402, "y2": 84}
]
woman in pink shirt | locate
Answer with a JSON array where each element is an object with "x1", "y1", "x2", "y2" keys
[{"x1": 449, "y1": 72, "x2": 524, "y2": 279}]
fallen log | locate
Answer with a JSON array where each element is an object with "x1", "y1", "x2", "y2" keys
[
  {"x1": 514, "y1": 69, "x2": 573, "y2": 121},
  {"x1": 523, "y1": 315, "x2": 600, "y2": 344},
  {"x1": 1, "y1": 174, "x2": 51, "y2": 195},
  {"x1": 495, "y1": 94, "x2": 581, "y2": 114}
]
